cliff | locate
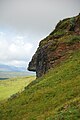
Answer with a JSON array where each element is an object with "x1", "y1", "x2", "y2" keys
[{"x1": 28, "y1": 14, "x2": 80, "y2": 77}]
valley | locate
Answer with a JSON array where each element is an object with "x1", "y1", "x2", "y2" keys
[{"x1": 0, "y1": 76, "x2": 35, "y2": 101}]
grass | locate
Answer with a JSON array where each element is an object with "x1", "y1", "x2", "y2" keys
[
  {"x1": 0, "y1": 50, "x2": 80, "y2": 120},
  {"x1": 0, "y1": 76, "x2": 36, "y2": 101}
]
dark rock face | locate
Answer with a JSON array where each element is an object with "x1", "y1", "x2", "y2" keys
[
  {"x1": 28, "y1": 53, "x2": 37, "y2": 72},
  {"x1": 28, "y1": 14, "x2": 80, "y2": 77}
]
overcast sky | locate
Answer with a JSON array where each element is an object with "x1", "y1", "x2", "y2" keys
[{"x1": 0, "y1": 0, "x2": 80, "y2": 69}]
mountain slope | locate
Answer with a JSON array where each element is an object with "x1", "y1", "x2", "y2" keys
[{"x1": 0, "y1": 50, "x2": 80, "y2": 120}]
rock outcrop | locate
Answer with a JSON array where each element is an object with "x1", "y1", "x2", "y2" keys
[{"x1": 28, "y1": 14, "x2": 80, "y2": 77}]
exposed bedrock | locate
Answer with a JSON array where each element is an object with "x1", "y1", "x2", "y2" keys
[{"x1": 28, "y1": 14, "x2": 80, "y2": 77}]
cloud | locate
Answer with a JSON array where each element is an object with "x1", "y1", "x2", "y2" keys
[
  {"x1": 0, "y1": 32, "x2": 33, "y2": 67},
  {"x1": 0, "y1": 0, "x2": 80, "y2": 34},
  {"x1": 9, "y1": 36, "x2": 33, "y2": 59}
]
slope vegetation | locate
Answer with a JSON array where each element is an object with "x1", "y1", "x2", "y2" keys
[
  {"x1": 0, "y1": 50, "x2": 80, "y2": 120},
  {"x1": 0, "y1": 76, "x2": 35, "y2": 101}
]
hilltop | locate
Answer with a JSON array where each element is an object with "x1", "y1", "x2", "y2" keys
[{"x1": 0, "y1": 14, "x2": 80, "y2": 120}]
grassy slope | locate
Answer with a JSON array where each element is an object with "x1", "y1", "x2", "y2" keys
[
  {"x1": 0, "y1": 76, "x2": 35, "y2": 101},
  {"x1": 0, "y1": 50, "x2": 80, "y2": 120}
]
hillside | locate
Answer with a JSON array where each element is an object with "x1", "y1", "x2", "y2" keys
[
  {"x1": 0, "y1": 14, "x2": 80, "y2": 120},
  {"x1": 0, "y1": 50, "x2": 80, "y2": 120}
]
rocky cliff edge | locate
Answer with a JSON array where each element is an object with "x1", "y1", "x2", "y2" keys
[{"x1": 28, "y1": 14, "x2": 80, "y2": 77}]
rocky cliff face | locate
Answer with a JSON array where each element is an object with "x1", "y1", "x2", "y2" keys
[{"x1": 28, "y1": 14, "x2": 80, "y2": 77}]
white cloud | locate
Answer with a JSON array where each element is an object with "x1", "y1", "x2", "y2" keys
[
  {"x1": 7, "y1": 60, "x2": 27, "y2": 67},
  {"x1": 0, "y1": 32, "x2": 33, "y2": 67}
]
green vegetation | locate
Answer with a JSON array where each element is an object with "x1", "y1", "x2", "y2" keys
[
  {"x1": 50, "y1": 18, "x2": 69, "y2": 35},
  {"x1": 69, "y1": 17, "x2": 75, "y2": 31},
  {"x1": 68, "y1": 35, "x2": 80, "y2": 44},
  {"x1": 0, "y1": 76, "x2": 35, "y2": 101},
  {"x1": 53, "y1": 29, "x2": 66, "y2": 37},
  {"x1": 0, "y1": 50, "x2": 80, "y2": 120},
  {"x1": 58, "y1": 35, "x2": 80, "y2": 44}
]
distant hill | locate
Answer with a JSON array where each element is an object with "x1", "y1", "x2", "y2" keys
[
  {"x1": 0, "y1": 64, "x2": 35, "y2": 79},
  {"x1": 0, "y1": 64, "x2": 26, "y2": 72}
]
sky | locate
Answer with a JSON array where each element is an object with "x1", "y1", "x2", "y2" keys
[{"x1": 0, "y1": 0, "x2": 80, "y2": 69}]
